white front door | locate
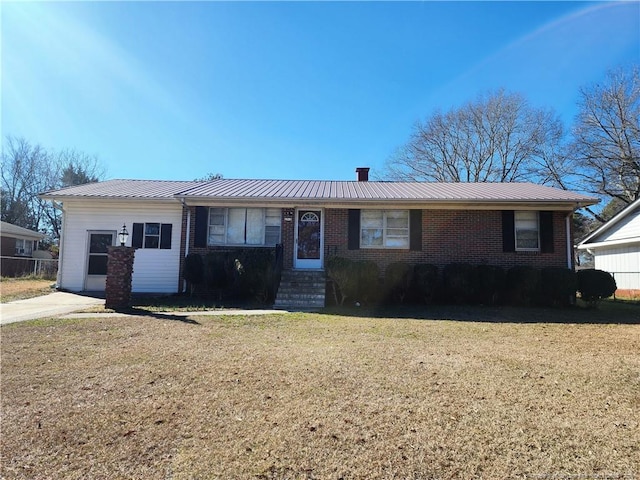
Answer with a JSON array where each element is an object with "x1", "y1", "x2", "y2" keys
[
  {"x1": 294, "y1": 209, "x2": 323, "y2": 269},
  {"x1": 84, "y1": 231, "x2": 115, "y2": 291}
]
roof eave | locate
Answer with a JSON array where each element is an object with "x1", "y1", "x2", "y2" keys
[{"x1": 176, "y1": 195, "x2": 595, "y2": 210}]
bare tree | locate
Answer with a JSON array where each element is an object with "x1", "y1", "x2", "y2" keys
[
  {"x1": 1, "y1": 136, "x2": 105, "y2": 239},
  {"x1": 1, "y1": 137, "x2": 53, "y2": 231},
  {"x1": 382, "y1": 89, "x2": 566, "y2": 184},
  {"x1": 569, "y1": 65, "x2": 640, "y2": 206}
]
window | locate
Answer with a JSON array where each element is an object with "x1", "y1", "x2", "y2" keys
[
  {"x1": 360, "y1": 210, "x2": 409, "y2": 249},
  {"x1": 515, "y1": 211, "x2": 539, "y2": 251},
  {"x1": 132, "y1": 223, "x2": 172, "y2": 249},
  {"x1": 87, "y1": 233, "x2": 113, "y2": 275},
  {"x1": 208, "y1": 208, "x2": 281, "y2": 246},
  {"x1": 14, "y1": 239, "x2": 34, "y2": 256}
]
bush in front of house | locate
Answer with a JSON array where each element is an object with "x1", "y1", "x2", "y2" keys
[
  {"x1": 200, "y1": 249, "x2": 277, "y2": 305},
  {"x1": 539, "y1": 267, "x2": 578, "y2": 307},
  {"x1": 474, "y1": 264, "x2": 505, "y2": 305},
  {"x1": 412, "y1": 264, "x2": 439, "y2": 304},
  {"x1": 442, "y1": 263, "x2": 475, "y2": 304},
  {"x1": 577, "y1": 269, "x2": 617, "y2": 307},
  {"x1": 384, "y1": 262, "x2": 413, "y2": 304},
  {"x1": 355, "y1": 260, "x2": 381, "y2": 305},
  {"x1": 235, "y1": 248, "x2": 277, "y2": 305},
  {"x1": 183, "y1": 253, "x2": 204, "y2": 296},
  {"x1": 326, "y1": 256, "x2": 356, "y2": 305},
  {"x1": 506, "y1": 266, "x2": 541, "y2": 305}
]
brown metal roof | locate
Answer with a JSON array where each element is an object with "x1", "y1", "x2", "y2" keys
[
  {"x1": 40, "y1": 179, "x2": 202, "y2": 199},
  {"x1": 178, "y1": 179, "x2": 597, "y2": 204},
  {"x1": 40, "y1": 178, "x2": 598, "y2": 206}
]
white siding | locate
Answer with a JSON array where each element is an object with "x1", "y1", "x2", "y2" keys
[
  {"x1": 595, "y1": 209, "x2": 640, "y2": 243},
  {"x1": 594, "y1": 246, "x2": 640, "y2": 290},
  {"x1": 59, "y1": 201, "x2": 183, "y2": 293}
]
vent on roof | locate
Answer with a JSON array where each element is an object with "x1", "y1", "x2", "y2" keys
[{"x1": 356, "y1": 167, "x2": 370, "y2": 182}]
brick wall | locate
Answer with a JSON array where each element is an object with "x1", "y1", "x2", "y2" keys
[
  {"x1": 324, "y1": 208, "x2": 571, "y2": 275},
  {"x1": 179, "y1": 206, "x2": 573, "y2": 285},
  {"x1": 105, "y1": 246, "x2": 136, "y2": 309}
]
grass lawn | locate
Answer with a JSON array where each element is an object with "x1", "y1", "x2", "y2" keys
[
  {"x1": 0, "y1": 277, "x2": 55, "y2": 303},
  {"x1": 1, "y1": 309, "x2": 638, "y2": 479}
]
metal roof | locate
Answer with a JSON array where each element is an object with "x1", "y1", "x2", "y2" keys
[
  {"x1": 1, "y1": 221, "x2": 46, "y2": 239},
  {"x1": 40, "y1": 178, "x2": 598, "y2": 206},
  {"x1": 40, "y1": 179, "x2": 202, "y2": 199}
]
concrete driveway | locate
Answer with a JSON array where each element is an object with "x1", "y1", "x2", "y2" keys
[{"x1": 0, "y1": 292, "x2": 105, "y2": 325}]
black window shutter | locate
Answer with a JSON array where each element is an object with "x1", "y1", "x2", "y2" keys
[
  {"x1": 194, "y1": 207, "x2": 208, "y2": 248},
  {"x1": 502, "y1": 211, "x2": 515, "y2": 252},
  {"x1": 347, "y1": 209, "x2": 360, "y2": 250},
  {"x1": 132, "y1": 223, "x2": 144, "y2": 248},
  {"x1": 540, "y1": 211, "x2": 554, "y2": 253},
  {"x1": 410, "y1": 210, "x2": 422, "y2": 251},
  {"x1": 160, "y1": 224, "x2": 172, "y2": 249}
]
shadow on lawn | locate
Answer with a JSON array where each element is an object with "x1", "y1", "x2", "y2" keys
[
  {"x1": 321, "y1": 301, "x2": 640, "y2": 325},
  {"x1": 113, "y1": 307, "x2": 201, "y2": 325}
]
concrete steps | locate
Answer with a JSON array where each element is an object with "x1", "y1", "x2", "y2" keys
[{"x1": 274, "y1": 270, "x2": 326, "y2": 310}]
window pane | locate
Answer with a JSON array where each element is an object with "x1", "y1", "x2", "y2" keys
[
  {"x1": 361, "y1": 210, "x2": 383, "y2": 228},
  {"x1": 209, "y1": 208, "x2": 226, "y2": 226},
  {"x1": 386, "y1": 236, "x2": 409, "y2": 248},
  {"x1": 246, "y1": 208, "x2": 264, "y2": 245},
  {"x1": 90, "y1": 234, "x2": 113, "y2": 253},
  {"x1": 227, "y1": 208, "x2": 246, "y2": 244},
  {"x1": 145, "y1": 223, "x2": 160, "y2": 235},
  {"x1": 145, "y1": 236, "x2": 159, "y2": 249},
  {"x1": 88, "y1": 255, "x2": 108, "y2": 275},
  {"x1": 361, "y1": 228, "x2": 383, "y2": 246},
  {"x1": 266, "y1": 208, "x2": 281, "y2": 226},
  {"x1": 515, "y1": 211, "x2": 539, "y2": 250},
  {"x1": 265, "y1": 225, "x2": 281, "y2": 245}
]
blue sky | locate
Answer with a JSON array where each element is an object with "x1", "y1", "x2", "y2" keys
[{"x1": 2, "y1": 1, "x2": 638, "y2": 182}]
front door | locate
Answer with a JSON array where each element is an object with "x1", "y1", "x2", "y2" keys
[
  {"x1": 294, "y1": 209, "x2": 323, "y2": 269},
  {"x1": 85, "y1": 231, "x2": 115, "y2": 291}
]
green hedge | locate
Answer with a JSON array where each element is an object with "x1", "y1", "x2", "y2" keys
[{"x1": 577, "y1": 269, "x2": 617, "y2": 307}]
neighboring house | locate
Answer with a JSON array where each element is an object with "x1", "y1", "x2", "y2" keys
[
  {"x1": 40, "y1": 169, "x2": 598, "y2": 306},
  {"x1": 1, "y1": 221, "x2": 45, "y2": 258},
  {"x1": 577, "y1": 198, "x2": 640, "y2": 292}
]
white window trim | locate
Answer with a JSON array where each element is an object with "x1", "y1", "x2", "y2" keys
[
  {"x1": 208, "y1": 207, "x2": 281, "y2": 247},
  {"x1": 360, "y1": 209, "x2": 410, "y2": 250},
  {"x1": 514, "y1": 211, "x2": 540, "y2": 252}
]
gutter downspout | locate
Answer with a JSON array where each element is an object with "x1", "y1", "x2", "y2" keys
[
  {"x1": 181, "y1": 199, "x2": 191, "y2": 292},
  {"x1": 566, "y1": 213, "x2": 573, "y2": 270},
  {"x1": 53, "y1": 201, "x2": 65, "y2": 289}
]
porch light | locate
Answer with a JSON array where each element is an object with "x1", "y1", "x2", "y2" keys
[{"x1": 118, "y1": 224, "x2": 129, "y2": 246}]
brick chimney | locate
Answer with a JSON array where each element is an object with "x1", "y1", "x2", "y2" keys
[{"x1": 356, "y1": 167, "x2": 370, "y2": 181}]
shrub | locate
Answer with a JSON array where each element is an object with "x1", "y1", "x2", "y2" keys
[
  {"x1": 201, "y1": 249, "x2": 277, "y2": 304},
  {"x1": 384, "y1": 262, "x2": 413, "y2": 304},
  {"x1": 539, "y1": 267, "x2": 578, "y2": 307},
  {"x1": 355, "y1": 260, "x2": 381, "y2": 305},
  {"x1": 325, "y1": 256, "x2": 356, "y2": 305},
  {"x1": 442, "y1": 263, "x2": 475, "y2": 304},
  {"x1": 183, "y1": 253, "x2": 204, "y2": 296},
  {"x1": 506, "y1": 266, "x2": 540, "y2": 306},
  {"x1": 412, "y1": 264, "x2": 439, "y2": 304},
  {"x1": 577, "y1": 269, "x2": 617, "y2": 307},
  {"x1": 474, "y1": 265, "x2": 505, "y2": 305}
]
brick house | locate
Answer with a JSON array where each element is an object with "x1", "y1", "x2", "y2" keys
[{"x1": 41, "y1": 169, "x2": 597, "y2": 307}]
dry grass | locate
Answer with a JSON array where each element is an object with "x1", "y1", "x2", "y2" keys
[
  {"x1": 1, "y1": 312, "x2": 638, "y2": 479},
  {"x1": 0, "y1": 277, "x2": 54, "y2": 303}
]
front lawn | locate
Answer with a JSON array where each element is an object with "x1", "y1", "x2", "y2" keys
[
  {"x1": 1, "y1": 313, "x2": 638, "y2": 479},
  {"x1": 0, "y1": 277, "x2": 55, "y2": 303}
]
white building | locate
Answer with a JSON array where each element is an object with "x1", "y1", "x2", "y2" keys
[{"x1": 577, "y1": 198, "x2": 640, "y2": 291}]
